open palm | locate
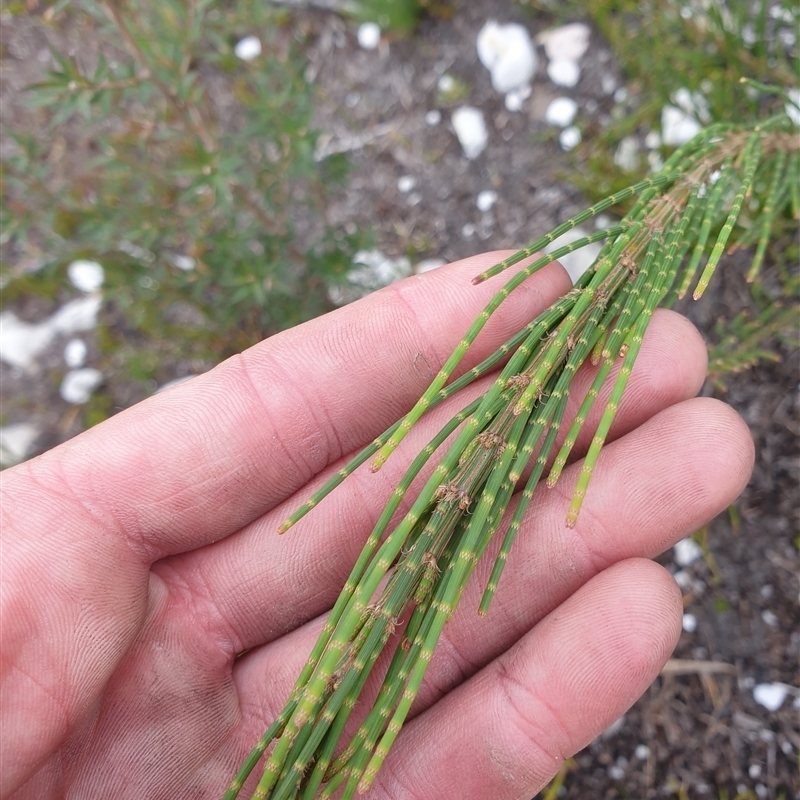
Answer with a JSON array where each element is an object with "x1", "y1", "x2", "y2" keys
[{"x1": 1, "y1": 253, "x2": 753, "y2": 799}]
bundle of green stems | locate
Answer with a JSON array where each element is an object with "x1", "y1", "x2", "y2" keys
[{"x1": 225, "y1": 105, "x2": 798, "y2": 800}]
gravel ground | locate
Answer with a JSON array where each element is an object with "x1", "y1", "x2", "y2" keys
[{"x1": 1, "y1": 2, "x2": 798, "y2": 797}]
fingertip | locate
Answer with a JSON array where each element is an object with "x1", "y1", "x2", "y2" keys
[
  {"x1": 668, "y1": 397, "x2": 755, "y2": 507},
  {"x1": 649, "y1": 308, "x2": 709, "y2": 396}
]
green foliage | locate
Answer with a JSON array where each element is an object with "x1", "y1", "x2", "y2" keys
[
  {"x1": 519, "y1": 0, "x2": 799, "y2": 384},
  {"x1": 707, "y1": 303, "x2": 799, "y2": 389},
  {"x1": 348, "y1": 0, "x2": 421, "y2": 33},
  {"x1": 1, "y1": 0, "x2": 368, "y2": 378}
]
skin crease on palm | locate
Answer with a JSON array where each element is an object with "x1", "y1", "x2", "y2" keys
[{"x1": 0, "y1": 251, "x2": 754, "y2": 800}]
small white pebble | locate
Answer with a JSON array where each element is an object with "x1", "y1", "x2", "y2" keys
[
  {"x1": 614, "y1": 87, "x2": 628, "y2": 104},
  {"x1": 753, "y1": 682, "x2": 789, "y2": 711},
  {"x1": 476, "y1": 190, "x2": 498, "y2": 212},
  {"x1": 437, "y1": 74, "x2": 455, "y2": 93},
  {"x1": 644, "y1": 130, "x2": 662, "y2": 149},
  {"x1": 504, "y1": 90, "x2": 524, "y2": 112},
  {"x1": 67, "y1": 259, "x2": 104, "y2": 293},
  {"x1": 608, "y1": 765, "x2": 625, "y2": 781},
  {"x1": 759, "y1": 584, "x2": 774, "y2": 599},
  {"x1": 662, "y1": 105, "x2": 702, "y2": 146},
  {"x1": 397, "y1": 175, "x2": 416, "y2": 193},
  {"x1": 682, "y1": 613, "x2": 698, "y2": 633},
  {"x1": 461, "y1": 222, "x2": 476, "y2": 239},
  {"x1": 761, "y1": 609, "x2": 779, "y2": 627},
  {"x1": 673, "y1": 570, "x2": 692, "y2": 589},
  {"x1": 634, "y1": 744, "x2": 650, "y2": 760},
  {"x1": 451, "y1": 106, "x2": 488, "y2": 159},
  {"x1": 539, "y1": 23, "x2": 591, "y2": 63},
  {"x1": 63, "y1": 338, "x2": 87, "y2": 368},
  {"x1": 748, "y1": 764, "x2": 762, "y2": 779},
  {"x1": 477, "y1": 20, "x2": 537, "y2": 94},
  {"x1": 614, "y1": 136, "x2": 640, "y2": 172},
  {"x1": 755, "y1": 784, "x2": 767, "y2": 799},
  {"x1": 547, "y1": 59, "x2": 580, "y2": 88},
  {"x1": 171, "y1": 254, "x2": 196, "y2": 271},
  {"x1": 425, "y1": 109, "x2": 442, "y2": 126},
  {"x1": 559, "y1": 126, "x2": 581, "y2": 151},
  {"x1": 0, "y1": 423, "x2": 40, "y2": 466},
  {"x1": 648, "y1": 151, "x2": 665, "y2": 172},
  {"x1": 357, "y1": 22, "x2": 381, "y2": 50},
  {"x1": 60, "y1": 368, "x2": 103, "y2": 404},
  {"x1": 673, "y1": 537, "x2": 703, "y2": 567},
  {"x1": 234, "y1": 36, "x2": 261, "y2": 61},
  {"x1": 545, "y1": 96, "x2": 578, "y2": 127}
]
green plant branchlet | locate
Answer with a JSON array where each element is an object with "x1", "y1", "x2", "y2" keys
[
  {"x1": 1, "y1": 1, "x2": 368, "y2": 370},
  {"x1": 224, "y1": 105, "x2": 798, "y2": 799}
]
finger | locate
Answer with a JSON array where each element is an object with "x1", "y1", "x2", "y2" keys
[
  {"x1": 9, "y1": 254, "x2": 570, "y2": 563},
  {"x1": 369, "y1": 559, "x2": 682, "y2": 800},
  {"x1": 228, "y1": 396, "x2": 751, "y2": 731},
  {"x1": 169, "y1": 309, "x2": 708, "y2": 652}
]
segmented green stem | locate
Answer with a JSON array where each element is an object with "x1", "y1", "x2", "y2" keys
[
  {"x1": 789, "y1": 151, "x2": 800, "y2": 220},
  {"x1": 370, "y1": 225, "x2": 635, "y2": 471},
  {"x1": 676, "y1": 161, "x2": 732, "y2": 299},
  {"x1": 746, "y1": 150, "x2": 788, "y2": 282},
  {"x1": 694, "y1": 132, "x2": 762, "y2": 299}
]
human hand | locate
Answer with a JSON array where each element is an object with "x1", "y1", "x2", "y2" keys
[{"x1": 1, "y1": 253, "x2": 753, "y2": 799}]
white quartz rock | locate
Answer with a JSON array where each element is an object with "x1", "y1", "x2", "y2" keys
[
  {"x1": 0, "y1": 423, "x2": 40, "y2": 466},
  {"x1": 547, "y1": 59, "x2": 580, "y2": 87},
  {"x1": 559, "y1": 125, "x2": 581, "y2": 151},
  {"x1": 452, "y1": 106, "x2": 488, "y2": 159},
  {"x1": 234, "y1": 36, "x2": 261, "y2": 61},
  {"x1": 673, "y1": 537, "x2": 703, "y2": 567},
  {"x1": 545, "y1": 96, "x2": 578, "y2": 127},
  {"x1": 64, "y1": 338, "x2": 87, "y2": 368},
  {"x1": 539, "y1": 23, "x2": 591, "y2": 63},
  {"x1": 753, "y1": 683, "x2": 791, "y2": 711},
  {"x1": 476, "y1": 190, "x2": 498, "y2": 212},
  {"x1": 662, "y1": 105, "x2": 702, "y2": 146},
  {"x1": 60, "y1": 368, "x2": 103, "y2": 404},
  {"x1": 67, "y1": 259, "x2": 104, "y2": 293},
  {"x1": 0, "y1": 295, "x2": 101, "y2": 371},
  {"x1": 357, "y1": 22, "x2": 381, "y2": 50},
  {"x1": 477, "y1": 20, "x2": 537, "y2": 94}
]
